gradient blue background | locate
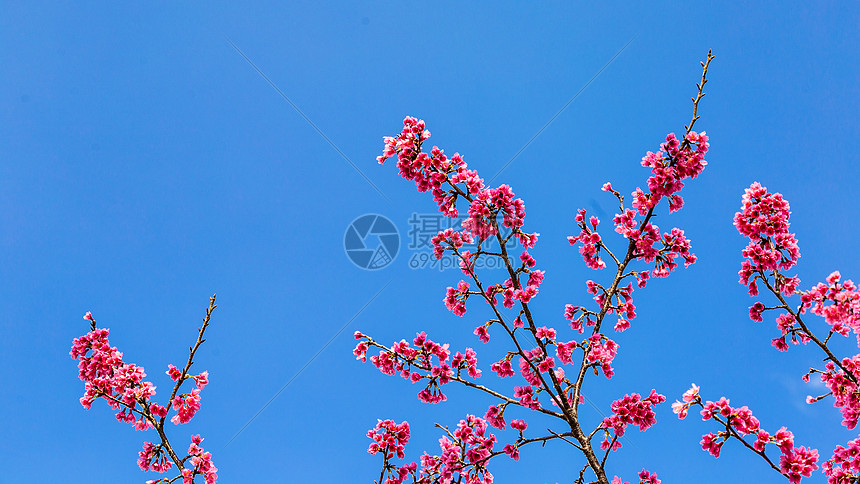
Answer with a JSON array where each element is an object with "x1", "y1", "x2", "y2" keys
[{"x1": 2, "y1": 2, "x2": 859, "y2": 483}]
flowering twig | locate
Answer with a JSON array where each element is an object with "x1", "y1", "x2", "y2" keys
[{"x1": 73, "y1": 295, "x2": 218, "y2": 483}]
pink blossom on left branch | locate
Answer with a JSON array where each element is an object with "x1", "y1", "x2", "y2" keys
[{"x1": 72, "y1": 296, "x2": 218, "y2": 483}]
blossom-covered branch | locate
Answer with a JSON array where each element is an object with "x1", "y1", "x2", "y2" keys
[
  {"x1": 72, "y1": 295, "x2": 218, "y2": 484},
  {"x1": 367, "y1": 416, "x2": 581, "y2": 484},
  {"x1": 672, "y1": 384, "x2": 818, "y2": 483},
  {"x1": 675, "y1": 179, "x2": 860, "y2": 483},
  {"x1": 357, "y1": 51, "x2": 715, "y2": 484}
]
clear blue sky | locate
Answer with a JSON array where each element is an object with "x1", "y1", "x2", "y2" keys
[{"x1": 2, "y1": 2, "x2": 859, "y2": 483}]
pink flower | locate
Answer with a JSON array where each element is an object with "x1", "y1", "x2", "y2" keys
[
  {"x1": 149, "y1": 403, "x2": 168, "y2": 418},
  {"x1": 503, "y1": 444, "x2": 519, "y2": 461},
  {"x1": 527, "y1": 269, "x2": 545, "y2": 288},
  {"x1": 514, "y1": 386, "x2": 539, "y2": 409},
  {"x1": 510, "y1": 419, "x2": 527, "y2": 432},
  {"x1": 484, "y1": 405, "x2": 506, "y2": 430},
  {"x1": 194, "y1": 371, "x2": 209, "y2": 390},
  {"x1": 473, "y1": 325, "x2": 490, "y2": 343},
  {"x1": 490, "y1": 359, "x2": 515, "y2": 378},
  {"x1": 184, "y1": 434, "x2": 218, "y2": 483},
  {"x1": 444, "y1": 281, "x2": 469, "y2": 316},
  {"x1": 353, "y1": 340, "x2": 369, "y2": 362},
  {"x1": 166, "y1": 364, "x2": 182, "y2": 381},
  {"x1": 671, "y1": 400, "x2": 689, "y2": 419},
  {"x1": 73, "y1": 300, "x2": 219, "y2": 483},
  {"x1": 701, "y1": 433, "x2": 723, "y2": 457},
  {"x1": 638, "y1": 469, "x2": 661, "y2": 484},
  {"x1": 535, "y1": 326, "x2": 556, "y2": 340},
  {"x1": 170, "y1": 389, "x2": 202, "y2": 425},
  {"x1": 754, "y1": 429, "x2": 770, "y2": 452},
  {"x1": 138, "y1": 441, "x2": 174, "y2": 473},
  {"x1": 682, "y1": 383, "x2": 700, "y2": 403},
  {"x1": 673, "y1": 383, "x2": 701, "y2": 419},
  {"x1": 512, "y1": 285, "x2": 539, "y2": 303},
  {"x1": 556, "y1": 340, "x2": 579, "y2": 365},
  {"x1": 538, "y1": 357, "x2": 555, "y2": 373},
  {"x1": 749, "y1": 302, "x2": 766, "y2": 323},
  {"x1": 520, "y1": 250, "x2": 536, "y2": 267}
]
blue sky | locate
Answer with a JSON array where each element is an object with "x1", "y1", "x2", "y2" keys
[{"x1": 2, "y1": 2, "x2": 859, "y2": 483}]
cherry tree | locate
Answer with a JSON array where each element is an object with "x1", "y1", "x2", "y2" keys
[{"x1": 355, "y1": 50, "x2": 858, "y2": 484}]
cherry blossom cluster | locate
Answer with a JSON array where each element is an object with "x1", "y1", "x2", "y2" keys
[
  {"x1": 568, "y1": 133, "x2": 705, "y2": 285},
  {"x1": 735, "y1": 182, "x2": 801, "y2": 296},
  {"x1": 585, "y1": 333, "x2": 620, "y2": 378},
  {"x1": 503, "y1": 419, "x2": 529, "y2": 461},
  {"x1": 377, "y1": 116, "x2": 538, "y2": 250},
  {"x1": 600, "y1": 390, "x2": 665, "y2": 452},
  {"x1": 431, "y1": 228, "x2": 474, "y2": 260},
  {"x1": 823, "y1": 437, "x2": 860, "y2": 484},
  {"x1": 669, "y1": 383, "x2": 700, "y2": 419},
  {"x1": 462, "y1": 181, "x2": 537, "y2": 249},
  {"x1": 72, "y1": 297, "x2": 218, "y2": 484},
  {"x1": 614, "y1": 205, "x2": 695, "y2": 280},
  {"x1": 437, "y1": 415, "x2": 497, "y2": 483},
  {"x1": 367, "y1": 420, "x2": 414, "y2": 484},
  {"x1": 573, "y1": 191, "x2": 698, "y2": 280},
  {"x1": 70, "y1": 325, "x2": 157, "y2": 429},
  {"x1": 179, "y1": 435, "x2": 218, "y2": 484},
  {"x1": 378, "y1": 117, "x2": 538, "y2": 251},
  {"x1": 381, "y1": 117, "x2": 544, "y2": 330},
  {"x1": 634, "y1": 130, "x2": 709, "y2": 214},
  {"x1": 368, "y1": 419, "x2": 411, "y2": 460},
  {"x1": 444, "y1": 259, "x2": 545, "y2": 341},
  {"x1": 138, "y1": 442, "x2": 173, "y2": 473},
  {"x1": 381, "y1": 122, "x2": 542, "y2": 327},
  {"x1": 726, "y1": 182, "x2": 860, "y2": 483},
  {"x1": 355, "y1": 331, "x2": 483, "y2": 404},
  {"x1": 674, "y1": 383, "x2": 818, "y2": 483},
  {"x1": 444, "y1": 280, "x2": 471, "y2": 316},
  {"x1": 566, "y1": 280, "x2": 639, "y2": 334},
  {"x1": 478, "y1": 267, "x2": 544, "y2": 315},
  {"x1": 801, "y1": 271, "x2": 860, "y2": 344},
  {"x1": 483, "y1": 404, "x2": 507, "y2": 430},
  {"x1": 368, "y1": 416, "x2": 502, "y2": 484},
  {"x1": 568, "y1": 210, "x2": 607, "y2": 270},
  {"x1": 462, "y1": 184, "x2": 525, "y2": 241},
  {"x1": 610, "y1": 469, "x2": 661, "y2": 484}
]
